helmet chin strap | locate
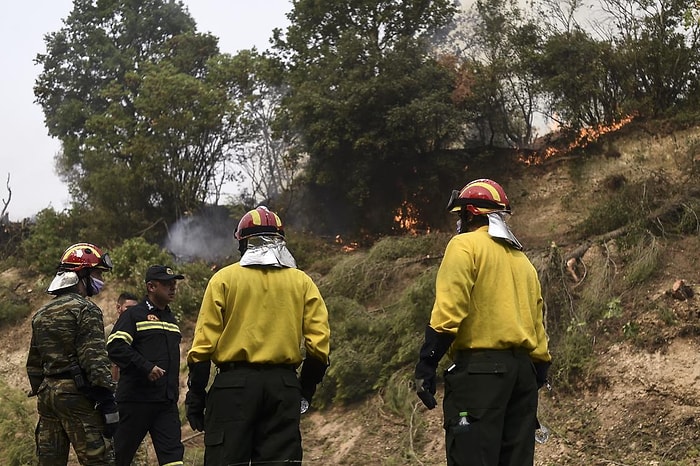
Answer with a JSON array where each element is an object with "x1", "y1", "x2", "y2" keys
[
  {"x1": 238, "y1": 239, "x2": 248, "y2": 257},
  {"x1": 458, "y1": 210, "x2": 482, "y2": 234},
  {"x1": 77, "y1": 270, "x2": 95, "y2": 297}
]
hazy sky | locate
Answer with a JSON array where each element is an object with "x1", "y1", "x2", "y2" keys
[{"x1": 0, "y1": 1, "x2": 292, "y2": 221}]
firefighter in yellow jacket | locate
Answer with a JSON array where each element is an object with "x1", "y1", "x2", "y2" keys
[
  {"x1": 414, "y1": 179, "x2": 552, "y2": 466},
  {"x1": 185, "y1": 206, "x2": 331, "y2": 466}
]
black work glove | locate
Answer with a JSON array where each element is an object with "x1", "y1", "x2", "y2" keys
[
  {"x1": 185, "y1": 390, "x2": 206, "y2": 432},
  {"x1": 415, "y1": 326, "x2": 455, "y2": 410},
  {"x1": 534, "y1": 361, "x2": 551, "y2": 389},
  {"x1": 186, "y1": 361, "x2": 211, "y2": 432},
  {"x1": 96, "y1": 400, "x2": 119, "y2": 438},
  {"x1": 86, "y1": 385, "x2": 119, "y2": 438},
  {"x1": 299, "y1": 355, "x2": 329, "y2": 405}
]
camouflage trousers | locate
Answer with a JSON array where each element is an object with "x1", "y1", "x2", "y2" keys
[{"x1": 35, "y1": 379, "x2": 114, "y2": 465}]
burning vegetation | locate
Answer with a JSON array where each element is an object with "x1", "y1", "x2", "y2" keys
[{"x1": 519, "y1": 115, "x2": 635, "y2": 166}]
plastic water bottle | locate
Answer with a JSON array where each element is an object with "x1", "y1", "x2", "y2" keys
[
  {"x1": 535, "y1": 424, "x2": 550, "y2": 444},
  {"x1": 300, "y1": 398, "x2": 310, "y2": 414},
  {"x1": 458, "y1": 411, "x2": 470, "y2": 426}
]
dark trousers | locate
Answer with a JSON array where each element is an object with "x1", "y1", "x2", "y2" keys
[
  {"x1": 114, "y1": 401, "x2": 183, "y2": 466},
  {"x1": 443, "y1": 348, "x2": 539, "y2": 466},
  {"x1": 204, "y1": 365, "x2": 303, "y2": 466}
]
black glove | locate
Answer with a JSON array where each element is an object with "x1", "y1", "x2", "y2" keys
[
  {"x1": 85, "y1": 385, "x2": 119, "y2": 438},
  {"x1": 96, "y1": 400, "x2": 119, "y2": 438},
  {"x1": 299, "y1": 355, "x2": 329, "y2": 405},
  {"x1": 534, "y1": 361, "x2": 551, "y2": 389},
  {"x1": 415, "y1": 326, "x2": 455, "y2": 410},
  {"x1": 185, "y1": 361, "x2": 211, "y2": 432},
  {"x1": 185, "y1": 390, "x2": 206, "y2": 432}
]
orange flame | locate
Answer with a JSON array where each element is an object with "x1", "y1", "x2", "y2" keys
[
  {"x1": 394, "y1": 201, "x2": 421, "y2": 233},
  {"x1": 520, "y1": 115, "x2": 634, "y2": 166},
  {"x1": 335, "y1": 234, "x2": 358, "y2": 252}
]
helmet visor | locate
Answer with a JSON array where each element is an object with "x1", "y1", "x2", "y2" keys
[
  {"x1": 98, "y1": 253, "x2": 113, "y2": 270},
  {"x1": 446, "y1": 190, "x2": 461, "y2": 212}
]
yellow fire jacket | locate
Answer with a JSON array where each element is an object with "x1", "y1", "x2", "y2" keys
[
  {"x1": 187, "y1": 263, "x2": 330, "y2": 367},
  {"x1": 430, "y1": 226, "x2": 551, "y2": 363}
]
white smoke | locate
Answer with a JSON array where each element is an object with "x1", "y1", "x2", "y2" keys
[{"x1": 165, "y1": 210, "x2": 236, "y2": 262}]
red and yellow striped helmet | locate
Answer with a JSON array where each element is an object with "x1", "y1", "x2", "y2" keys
[
  {"x1": 235, "y1": 206, "x2": 285, "y2": 240},
  {"x1": 446, "y1": 179, "x2": 511, "y2": 215},
  {"x1": 58, "y1": 242, "x2": 113, "y2": 272}
]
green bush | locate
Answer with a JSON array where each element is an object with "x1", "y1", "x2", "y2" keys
[
  {"x1": 0, "y1": 382, "x2": 36, "y2": 465},
  {"x1": 577, "y1": 180, "x2": 664, "y2": 238},
  {"x1": 109, "y1": 237, "x2": 175, "y2": 284},
  {"x1": 623, "y1": 235, "x2": 660, "y2": 286},
  {"x1": 285, "y1": 228, "x2": 341, "y2": 273},
  {"x1": 172, "y1": 261, "x2": 214, "y2": 321},
  {"x1": 316, "y1": 245, "x2": 441, "y2": 407},
  {"x1": 366, "y1": 234, "x2": 449, "y2": 262},
  {"x1": 18, "y1": 208, "x2": 87, "y2": 275}
]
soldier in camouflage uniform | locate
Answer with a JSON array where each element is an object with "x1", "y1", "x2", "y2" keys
[{"x1": 27, "y1": 242, "x2": 119, "y2": 465}]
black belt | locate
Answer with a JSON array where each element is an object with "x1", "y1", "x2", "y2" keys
[
  {"x1": 453, "y1": 347, "x2": 530, "y2": 363},
  {"x1": 217, "y1": 361, "x2": 296, "y2": 372}
]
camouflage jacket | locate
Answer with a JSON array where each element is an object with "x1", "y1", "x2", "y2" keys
[{"x1": 26, "y1": 292, "x2": 115, "y2": 395}]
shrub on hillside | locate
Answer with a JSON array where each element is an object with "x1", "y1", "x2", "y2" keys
[
  {"x1": 314, "y1": 235, "x2": 445, "y2": 407},
  {"x1": 109, "y1": 237, "x2": 175, "y2": 283},
  {"x1": 0, "y1": 382, "x2": 35, "y2": 465},
  {"x1": 18, "y1": 208, "x2": 86, "y2": 275},
  {"x1": 172, "y1": 261, "x2": 215, "y2": 320},
  {"x1": 0, "y1": 284, "x2": 30, "y2": 328}
]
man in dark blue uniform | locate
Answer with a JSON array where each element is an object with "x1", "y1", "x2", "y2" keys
[{"x1": 107, "y1": 265, "x2": 185, "y2": 466}]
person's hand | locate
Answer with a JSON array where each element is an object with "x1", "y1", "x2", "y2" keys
[
  {"x1": 414, "y1": 363, "x2": 437, "y2": 409},
  {"x1": 96, "y1": 400, "x2": 120, "y2": 438},
  {"x1": 534, "y1": 361, "x2": 551, "y2": 389},
  {"x1": 148, "y1": 365, "x2": 166, "y2": 381},
  {"x1": 186, "y1": 360, "x2": 211, "y2": 432},
  {"x1": 185, "y1": 390, "x2": 205, "y2": 432},
  {"x1": 298, "y1": 356, "x2": 329, "y2": 407},
  {"x1": 414, "y1": 326, "x2": 454, "y2": 409}
]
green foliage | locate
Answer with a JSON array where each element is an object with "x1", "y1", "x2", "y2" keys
[
  {"x1": 320, "y1": 234, "x2": 448, "y2": 303},
  {"x1": 577, "y1": 180, "x2": 663, "y2": 238},
  {"x1": 109, "y1": 237, "x2": 175, "y2": 284},
  {"x1": 315, "y1": 235, "x2": 444, "y2": 406},
  {"x1": 0, "y1": 284, "x2": 31, "y2": 328},
  {"x1": 18, "y1": 208, "x2": 88, "y2": 275},
  {"x1": 550, "y1": 323, "x2": 595, "y2": 392},
  {"x1": 284, "y1": 229, "x2": 341, "y2": 273},
  {"x1": 603, "y1": 298, "x2": 623, "y2": 319},
  {"x1": 275, "y1": 0, "x2": 462, "y2": 235},
  {"x1": 34, "y1": 1, "x2": 246, "y2": 242},
  {"x1": 535, "y1": 30, "x2": 623, "y2": 129},
  {"x1": 315, "y1": 296, "x2": 381, "y2": 405},
  {"x1": 0, "y1": 382, "x2": 36, "y2": 465},
  {"x1": 623, "y1": 236, "x2": 661, "y2": 286},
  {"x1": 622, "y1": 321, "x2": 640, "y2": 339},
  {"x1": 171, "y1": 261, "x2": 214, "y2": 321},
  {"x1": 108, "y1": 237, "x2": 213, "y2": 321}
]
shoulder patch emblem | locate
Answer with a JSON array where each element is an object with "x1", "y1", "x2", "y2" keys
[{"x1": 147, "y1": 314, "x2": 160, "y2": 321}]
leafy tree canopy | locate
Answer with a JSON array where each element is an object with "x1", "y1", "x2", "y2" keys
[
  {"x1": 34, "y1": 0, "x2": 242, "y2": 242},
  {"x1": 273, "y1": 0, "x2": 465, "y2": 235}
]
